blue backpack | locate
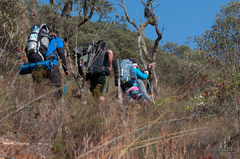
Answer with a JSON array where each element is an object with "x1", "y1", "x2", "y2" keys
[{"x1": 120, "y1": 59, "x2": 136, "y2": 86}]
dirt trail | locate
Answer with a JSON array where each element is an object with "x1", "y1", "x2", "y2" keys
[{"x1": 0, "y1": 138, "x2": 54, "y2": 159}]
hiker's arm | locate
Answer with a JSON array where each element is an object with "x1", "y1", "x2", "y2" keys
[
  {"x1": 136, "y1": 68, "x2": 148, "y2": 80},
  {"x1": 107, "y1": 50, "x2": 113, "y2": 70},
  {"x1": 57, "y1": 47, "x2": 70, "y2": 76},
  {"x1": 57, "y1": 47, "x2": 67, "y2": 71},
  {"x1": 145, "y1": 62, "x2": 155, "y2": 72},
  {"x1": 143, "y1": 62, "x2": 154, "y2": 75}
]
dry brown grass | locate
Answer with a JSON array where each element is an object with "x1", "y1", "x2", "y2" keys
[{"x1": 0, "y1": 70, "x2": 239, "y2": 159}]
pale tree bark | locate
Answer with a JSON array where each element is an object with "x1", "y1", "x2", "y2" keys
[
  {"x1": 142, "y1": 0, "x2": 162, "y2": 95},
  {"x1": 140, "y1": 18, "x2": 154, "y2": 64},
  {"x1": 118, "y1": 77, "x2": 126, "y2": 126},
  {"x1": 120, "y1": 0, "x2": 162, "y2": 95},
  {"x1": 142, "y1": 0, "x2": 162, "y2": 54},
  {"x1": 120, "y1": 0, "x2": 147, "y2": 68}
]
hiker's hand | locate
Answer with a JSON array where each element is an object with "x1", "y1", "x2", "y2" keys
[
  {"x1": 149, "y1": 62, "x2": 155, "y2": 68},
  {"x1": 144, "y1": 71, "x2": 149, "y2": 75},
  {"x1": 65, "y1": 70, "x2": 70, "y2": 76}
]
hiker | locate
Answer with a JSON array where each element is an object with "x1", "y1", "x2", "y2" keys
[
  {"x1": 83, "y1": 40, "x2": 113, "y2": 101},
  {"x1": 30, "y1": 29, "x2": 70, "y2": 97},
  {"x1": 44, "y1": 29, "x2": 70, "y2": 96},
  {"x1": 125, "y1": 60, "x2": 154, "y2": 106},
  {"x1": 118, "y1": 58, "x2": 154, "y2": 103}
]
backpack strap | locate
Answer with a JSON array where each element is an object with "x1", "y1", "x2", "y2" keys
[
  {"x1": 100, "y1": 49, "x2": 108, "y2": 65},
  {"x1": 86, "y1": 49, "x2": 110, "y2": 79},
  {"x1": 28, "y1": 62, "x2": 38, "y2": 73},
  {"x1": 28, "y1": 63, "x2": 31, "y2": 73},
  {"x1": 45, "y1": 35, "x2": 57, "y2": 61},
  {"x1": 92, "y1": 49, "x2": 107, "y2": 68},
  {"x1": 100, "y1": 50, "x2": 111, "y2": 75},
  {"x1": 121, "y1": 76, "x2": 130, "y2": 85},
  {"x1": 49, "y1": 35, "x2": 56, "y2": 41}
]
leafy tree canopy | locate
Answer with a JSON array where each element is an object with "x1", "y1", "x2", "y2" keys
[{"x1": 196, "y1": 1, "x2": 240, "y2": 60}]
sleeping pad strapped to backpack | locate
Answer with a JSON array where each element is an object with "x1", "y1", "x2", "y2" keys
[
  {"x1": 18, "y1": 60, "x2": 53, "y2": 75},
  {"x1": 18, "y1": 23, "x2": 53, "y2": 75}
]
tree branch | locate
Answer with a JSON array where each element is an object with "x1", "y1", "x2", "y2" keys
[
  {"x1": 65, "y1": 1, "x2": 97, "y2": 41},
  {"x1": 142, "y1": 0, "x2": 162, "y2": 58},
  {"x1": 61, "y1": 0, "x2": 73, "y2": 18},
  {"x1": 140, "y1": 18, "x2": 155, "y2": 64},
  {"x1": 120, "y1": 0, "x2": 140, "y2": 32},
  {"x1": 50, "y1": 0, "x2": 54, "y2": 6}
]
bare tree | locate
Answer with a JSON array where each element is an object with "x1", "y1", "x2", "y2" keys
[
  {"x1": 51, "y1": 0, "x2": 114, "y2": 44},
  {"x1": 118, "y1": 0, "x2": 162, "y2": 94}
]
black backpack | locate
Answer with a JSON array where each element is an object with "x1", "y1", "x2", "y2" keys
[
  {"x1": 81, "y1": 43, "x2": 94, "y2": 66},
  {"x1": 74, "y1": 43, "x2": 94, "y2": 76},
  {"x1": 75, "y1": 42, "x2": 110, "y2": 80},
  {"x1": 26, "y1": 23, "x2": 50, "y2": 63}
]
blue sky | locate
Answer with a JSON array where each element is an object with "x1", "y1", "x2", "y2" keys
[{"x1": 38, "y1": 0, "x2": 229, "y2": 49}]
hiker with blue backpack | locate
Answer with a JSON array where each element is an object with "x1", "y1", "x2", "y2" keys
[
  {"x1": 125, "y1": 60, "x2": 154, "y2": 106},
  {"x1": 113, "y1": 58, "x2": 154, "y2": 107}
]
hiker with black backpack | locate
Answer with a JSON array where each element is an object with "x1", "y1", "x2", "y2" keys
[{"x1": 79, "y1": 40, "x2": 113, "y2": 101}]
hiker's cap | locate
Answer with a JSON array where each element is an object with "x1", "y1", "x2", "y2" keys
[{"x1": 132, "y1": 63, "x2": 139, "y2": 68}]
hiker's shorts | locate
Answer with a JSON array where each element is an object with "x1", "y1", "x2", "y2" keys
[{"x1": 90, "y1": 75, "x2": 109, "y2": 96}]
